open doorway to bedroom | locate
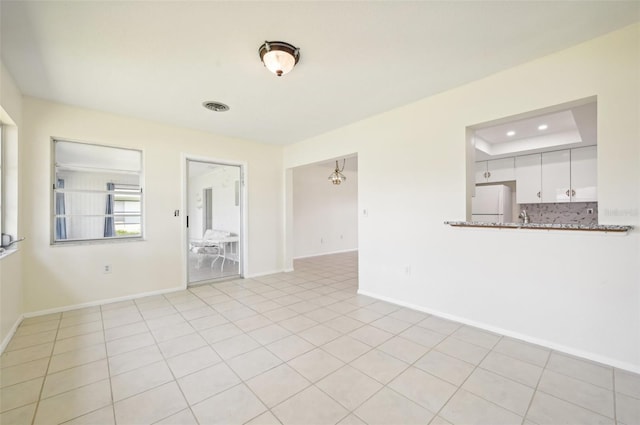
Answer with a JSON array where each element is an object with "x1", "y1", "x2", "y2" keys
[
  {"x1": 291, "y1": 155, "x2": 359, "y2": 267},
  {"x1": 186, "y1": 159, "x2": 243, "y2": 285}
]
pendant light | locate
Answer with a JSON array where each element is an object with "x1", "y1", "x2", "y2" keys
[
  {"x1": 259, "y1": 41, "x2": 300, "y2": 77},
  {"x1": 328, "y1": 159, "x2": 347, "y2": 185}
]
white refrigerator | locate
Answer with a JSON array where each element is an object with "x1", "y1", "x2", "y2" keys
[{"x1": 472, "y1": 185, "x2": 512, "y2": 223}]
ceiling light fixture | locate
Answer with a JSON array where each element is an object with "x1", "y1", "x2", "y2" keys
[
  {"x1": 259, "y1": 41, "x2": 300, "y2": 77},
  {"x1": 538, "y1": 124, "x2": 548, "y2": 130},
  {"x1": 328, "y1": 159, "x2": 347, "y2": 185},
  {"x1": 506, "y1": 130, "x2": 516, "y2": 137}
]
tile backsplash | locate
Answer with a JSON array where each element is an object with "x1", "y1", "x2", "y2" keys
[{"x1": 518, "y1": 202, "x2": 598, "y2": 225}]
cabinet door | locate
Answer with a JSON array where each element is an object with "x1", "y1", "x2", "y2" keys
[
  {"x1": 475, "y1": 161, "x2": 488, "y2": 183},
  {"x1": 487, "y1": 157, "x2": 515, "y2": 182},
  {"x1": 476, "y1": 161, "x2": 487, "y2": 184},
  {"x1": 541, "y1": 150, "x2": 570, "y2": 203},
  {"x1": 571, "y1": 146, "x2": 597, "y2": 202},
  {"x1": 515, "y1": 154, "x2": 541, "y2": 204}
]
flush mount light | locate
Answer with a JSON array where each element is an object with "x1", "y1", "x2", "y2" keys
[
  {"x1": 259, "y1": 41, "x2": 300, "y2": 77},
  {"x1": 506, "y1": 130, "x2": 516, "y2": 137},
  {"x1": 538, "y1": 124, "x2": 548, "y2": 130},
  {"x1": 328, "y1": 159, "x2": 347, "y2": 185},
  {"x1": 202, "y1": 101, "x2": 230, "y2": 112}
]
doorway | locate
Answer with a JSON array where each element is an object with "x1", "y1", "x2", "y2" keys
[
  {"x1": 186, "y1": 159, "x2": 243, "y2": 285},
  {"x1": 291, "y1": 155, "x2": 358, "y2": 260}
]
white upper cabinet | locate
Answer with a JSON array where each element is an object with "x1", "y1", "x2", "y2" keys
[
  {"x1": 476, "y1": 158, "x2": 515, "y2": 183},
  {"x1": 513, "y1": 146, "x2": 597, "y2": 204},
  {"x1": 475, "y1": 161, "x2": 488, "y2": 183},
  {"x1": 570, "y1": 146, "x2": 597, "y2": 202},
  {"x1": 515, "y1": 154, "x2": 542, "y2": 204},
  {"x1": 488, "y1": 158, "x2": 515, "y2": 183},
  {"x1": 541, "y1": 150, "x2": 571, "y2": 203}
]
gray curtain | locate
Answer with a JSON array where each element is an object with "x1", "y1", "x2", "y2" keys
[
  {"x1": 104, "y1": 182, "x2": 115, "y2": 237},
  {"x1": 55, "y1": 178, "x2": 67, "y2": 240}
]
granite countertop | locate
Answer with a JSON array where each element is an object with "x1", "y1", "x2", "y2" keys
[{"x1": 444, "y1": 221, "x2": 633, "y2": 233}]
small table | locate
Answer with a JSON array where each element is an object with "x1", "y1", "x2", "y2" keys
[{"x1": 190, "y1": 236, "x2": 239, "y2": 270}]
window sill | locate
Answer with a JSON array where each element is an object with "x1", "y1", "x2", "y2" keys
[
  {"x1": 0, "y1": 248, "x2": 19, "y2": 260},
  {"x1": 51, "y1": 237, "x2": 145, "y2": 247}
]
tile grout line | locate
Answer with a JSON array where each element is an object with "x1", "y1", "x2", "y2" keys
[
  {"x1": 5, "y1": 311, "x2": 116, "y2": 424},
  {"x1": 180, "y1": 279, "x2": 285, "y2": 423},
  {"x1": 101, "y1": 304, "x2": 116, "y2": 425},
  {"x1": 187, "y1": 278, "x2": 288, "y2": 424},
  {"x1": 29, "y1": 312, "x2": 62, "y2": 425},
  {"x1": 257, "y1": 293, "x2": 421, "y2": 423},
  {"x1": 42, "y1": 311, "x2": 109, "y2": 423},
  {"x1": 427, "y1": 333, "x2": 507, "y2": 424},
  {"x1": 56, "y1": 307, "x2": 113, "y2": 425},
  {"x1": 523, "y1": 349, "x2": 620, "y2": 423},
  {"x1": 520, "y1": 345, "x2": 552, "y2": 425},
  {"x1": 230, "y1": 266, "x2": 360, "y2": 423},
  {"x1": 541, "y1": 358, "x2": 617, "y2": 392},
  {"x1": 136, "y1": 293, "x2": 199, "y2": 425}
]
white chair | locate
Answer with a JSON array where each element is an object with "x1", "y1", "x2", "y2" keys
[{"x1": 190, "y1": 229, "x2": 223, "y2": 269}]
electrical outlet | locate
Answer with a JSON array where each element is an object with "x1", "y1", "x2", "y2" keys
[
  {"x1": 404, "y1": 265, "x2": 411, "y2": 276},
  {"x1": 103, "y1": 264, "x2": 112, "y2": 274},
  {"x1": 320, "y1": 237, "x2": 324, "y2": 244}
]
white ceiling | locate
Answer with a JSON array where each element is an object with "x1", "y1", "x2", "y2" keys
[
  {"x1": 2, "y1": 1, "x2": 638, "y2": 145},
  {"x1": 474, "y1": 101, "x2": 597, "y2": 160},
  {"x1": 476, "y1": 110, "x2": 578, "y2": 146},
  {"x1": 315, "y1": 155, "x2": 358, "y2": 173}
]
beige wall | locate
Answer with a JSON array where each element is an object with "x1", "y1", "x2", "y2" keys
[
  {"x1": 293, "y1": 160, "x2": 358, "y2": 258},
  {"x1": 21, "y1": 98, "x2": 284, "y2": 313},
  {"x1": 284, "y1": 24, "x2": 640, "y2": 371},
  {"x1": 0, "y1": 62, "x2": 24, "y2": 349}
]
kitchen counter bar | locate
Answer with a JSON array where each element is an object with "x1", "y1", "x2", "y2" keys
[{"x1": 444, "y1": 221, "x2": 633, "y2": 233}]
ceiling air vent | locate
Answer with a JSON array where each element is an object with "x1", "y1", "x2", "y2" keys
[{"x1": 202, "y1": 101, "x2": 230, "y2": 112}]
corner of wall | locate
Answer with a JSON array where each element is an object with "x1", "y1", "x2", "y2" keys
[{"x1": 0, "y1": 60, "x2": 25, "y2": 352}]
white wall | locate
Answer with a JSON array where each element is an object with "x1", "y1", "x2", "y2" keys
[
  {"x1": 21, "y1": 97, "x2": 283, "y2": 313},
  {"x1": 0, "y1": 62, "x2": 24, "y2": 350},
  {"x1": 293, "y1": 160, "x2": 358, "y2": 258},
  {"x1": 284, "y1": 24, "x2": 640, "y2": 372}
]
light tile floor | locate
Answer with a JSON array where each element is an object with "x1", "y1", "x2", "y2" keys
[{"x1": 1, "y1": 251, "x2": 639, "y2": 425}]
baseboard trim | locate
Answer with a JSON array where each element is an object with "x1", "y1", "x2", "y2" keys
[
  {"x1": 293, "y1": 248, "x2": 358, "y2": 260},
  {"x1": 245, "y1": 269, "x2": 286, "y2": 278},
  {"x1": 23, "y1": 286, "x2": 186, "y2": 319},
  {"x1": 0, "y1": 314, "x2": 24, "y2": 354},
  {"x1": 358, "y1": 289, "x2": 640, "y2": 374}
]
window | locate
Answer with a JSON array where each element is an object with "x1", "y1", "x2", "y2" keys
[
  {"x1": 113, "y1": 184, "x2": 142, "y2": 236},
  {"x1": 52, "y1": 139, "x2": 143, "y2": 243}
]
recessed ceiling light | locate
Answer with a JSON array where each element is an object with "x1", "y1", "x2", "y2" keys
[
  {"x1": 202, "y1": 101, "x2": 230, "y2": 112},
  {"x1": 538, "y1": 124, "x2": 548, "y2": 130},
  {"x1": 506, "y1": 131, "x2": 516, "y2": 137}
]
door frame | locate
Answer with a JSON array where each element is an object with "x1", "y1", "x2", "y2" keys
[
  {"x1": 284, "y1": 153, "x2": 359, "y2": 271},
  {"x1": 182, "y1": 154, "x2": 248, "y2": 286}
]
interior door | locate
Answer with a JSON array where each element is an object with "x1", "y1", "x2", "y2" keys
[{"x1": 187, "y1": 159, "x2": 243, "y2": 285}]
